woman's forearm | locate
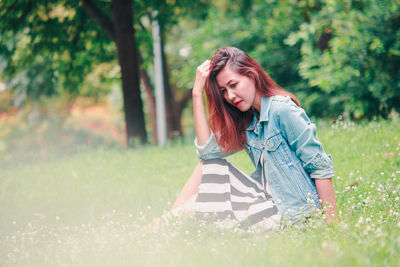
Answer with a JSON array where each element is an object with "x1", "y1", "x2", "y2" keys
[
  {"x1": 314, "y1": 178, "x2": 337, "y2": 222},
  {"x1": 192, "y1": 60, "x2": 212, "y2": 146},
  {"x1": 193, "y1": 94, "x2": 211, "y2": 146}
]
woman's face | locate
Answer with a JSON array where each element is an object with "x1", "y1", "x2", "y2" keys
[{"x1": 216, "y1": 67, "x2": 261, "y2": 112}]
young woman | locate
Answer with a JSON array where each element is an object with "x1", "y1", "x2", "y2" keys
[{"x1": 170, "y1": 47, "x2": 336, "y2": 229}]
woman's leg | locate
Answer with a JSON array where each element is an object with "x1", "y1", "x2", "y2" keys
[{"x1": 171, "y1": 161, "x2": 203, "y2": 212}]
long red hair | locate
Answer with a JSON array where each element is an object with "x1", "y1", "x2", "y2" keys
[{"x1": 205, "y1": 47, "x2": 300, "y2": 154}]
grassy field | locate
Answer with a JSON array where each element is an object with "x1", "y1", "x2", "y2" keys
[{"x1": 1, "y1": 119, "x2": 400, "y2": 266}]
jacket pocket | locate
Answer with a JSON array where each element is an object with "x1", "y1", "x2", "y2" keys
[{"x1": 265, "y1": 131, "x2": 291, "y2": 165}]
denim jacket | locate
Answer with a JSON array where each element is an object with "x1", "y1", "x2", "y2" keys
[{"x1": 195, "y1": 95, "x2": 334, "y2": 222}]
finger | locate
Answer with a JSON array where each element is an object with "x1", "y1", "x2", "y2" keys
[
  {"x1": 198, "y1": 61, "x2": 211, "y2": 72},
  {"x1": 199, "y1": 60, "x2": 211, "y2": 68}
]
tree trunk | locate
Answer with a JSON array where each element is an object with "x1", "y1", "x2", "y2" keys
[
  {"x1": 83, "y1": 0, "x2": 189, "y2": 144},
  {"x1": 112, "y1": 0, "x2": 147, "y2": 145},
  {"x1": 156, "y1": 27, "x2": 193, "y2": 139},
  {"x1": 82, "y1": 0, "x2": 147, "y2": 146},
  {"x1": 159, "y1": 32, "x2": 184, "y2": 139},
  {"x1": 138, "y1": 54, "x2": 157, "y2": 144}
]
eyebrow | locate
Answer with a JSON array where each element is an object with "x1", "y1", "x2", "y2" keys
[{"x1": 219, "y1": 80, "x2": 234, "y2": 89}]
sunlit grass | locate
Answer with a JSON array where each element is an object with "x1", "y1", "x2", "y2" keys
[{"x1": 1, "y1": 119, "x2": 400, "y2": 266}]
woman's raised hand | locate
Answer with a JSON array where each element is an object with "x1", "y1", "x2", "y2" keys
[{"x1": 193, "y1": 60, "x2": 211, "y2": 97}]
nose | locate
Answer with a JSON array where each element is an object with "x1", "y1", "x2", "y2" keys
[{"x1": 226, "y1": 89, "x2": 236, "y2": 102}]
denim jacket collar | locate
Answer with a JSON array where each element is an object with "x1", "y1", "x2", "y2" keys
[{"x1": 246, "y1": 96, "x2": 273, "y2": 133}]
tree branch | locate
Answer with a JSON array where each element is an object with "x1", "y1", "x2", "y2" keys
[{"x1": 81, "y1": 0, "x2": 116, "y2": 41}]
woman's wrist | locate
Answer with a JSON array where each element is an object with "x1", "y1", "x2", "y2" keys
[{"x1": 192, "y1": 91, "x2": 204, "y2": 98}]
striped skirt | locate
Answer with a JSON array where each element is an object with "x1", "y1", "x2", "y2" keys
[{"x1": 193, "y1": 158, "x2": 281, "y2": 230}]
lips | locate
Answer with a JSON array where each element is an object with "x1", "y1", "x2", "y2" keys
[{"x1": 234, "y1": 100, "x2": 243, "y2": 107}]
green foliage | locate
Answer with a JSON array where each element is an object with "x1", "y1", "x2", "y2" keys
[
  {"x1": 8, "y1": 58, "x2": 59, "y2": 106},
  {"x1": 1, "y1": 0, "x2": 399, "y2": 123},
  {"x1": 0, "y1": 0, "x2": 116, "y2": 104},
  {"x1": 167, "y1": 0, "x2": 306, "y2": 97},
  {"x1": 134, "y1": 0, "x2": 212, "y2": 73},
  {"x1": 168, "y1": 0, "x2": 400, "y2": 120},
  {"x1": 0, "y1": 0, "x2": 212, "y2": 122},
  {"x1": 286, "y1": 0, "x2": 400, "y2": 119}
]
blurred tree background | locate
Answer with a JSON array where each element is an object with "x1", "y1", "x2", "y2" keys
[{"x1": 0, "y1": 0, "x2": 399, "y2": 155}]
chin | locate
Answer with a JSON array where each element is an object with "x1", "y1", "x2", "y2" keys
[{"x1": 238, "y1": 105, "x2": 251, "y2": 112}]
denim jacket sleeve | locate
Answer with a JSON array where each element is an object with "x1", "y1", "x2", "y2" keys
[
  {"x1": 194, "y1": 132, "x2": 235, "y2": 160},
  {"x1": 276, "y1": 97, "x2": 334, "y2": 179}
]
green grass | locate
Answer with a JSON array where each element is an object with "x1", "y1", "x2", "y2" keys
[{"x1": 1, "y1": 119, "x2": 400, "y2": 266}]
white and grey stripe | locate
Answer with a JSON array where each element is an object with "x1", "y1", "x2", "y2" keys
[{"x1": 194, "y1": 158, "x2": 280, "y2": 230}]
